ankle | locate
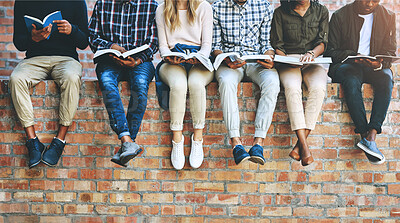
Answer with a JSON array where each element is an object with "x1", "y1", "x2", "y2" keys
[
  {"x1": 121, "y1": 136, "x2": 133, "y2": 143},
  {"x1": 231, "y1": 137, "x2": 242, "y2": 148}
]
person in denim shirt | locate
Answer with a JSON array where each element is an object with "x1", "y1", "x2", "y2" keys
[{"x1": 88, "y1": 0, "x2": 158, "y2": 167}]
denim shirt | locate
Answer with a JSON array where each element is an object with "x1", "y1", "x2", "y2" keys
[{"x1": 155, "y1": 43, "x2": 201, "y2": 110}]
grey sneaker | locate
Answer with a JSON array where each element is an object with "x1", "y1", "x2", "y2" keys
[
  {"x1": 356, "y1": 138, "x2": 385, "y2": 164},
  {"x1": 111, "y1": 147, "x2": 128, "y2": 167},
  {"x1": 119, "y1": 142, "x2": 143, "y2": 164}
]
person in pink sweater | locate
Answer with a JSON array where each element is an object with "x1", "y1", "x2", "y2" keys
[{"x1": 155, "y1": 0, "x2": 213, "y2": 170}]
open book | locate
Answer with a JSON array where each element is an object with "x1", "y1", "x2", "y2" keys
[
  {"x1": 342, "y1": 55, "x2": 400, "y2": 63},
  {"x1": 274, "y1": 55, "x2": 332, "y2": 66},
  {"x1": 162, "y1": 52, "x2": 214, "y2": 72},
  {"x1": 24, "y1": 11, "x2": 62, "y2": 39},
  {"x1": 93, "y1": 44, "x2": 149, "y2": 59},
  {"x1": 213, "y1": 52, "x2": 273, "y2": 70}
]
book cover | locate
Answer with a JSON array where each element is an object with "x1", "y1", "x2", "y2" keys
[{"x1": 24, "y1": 11, "x2": 62, "y2": 39}]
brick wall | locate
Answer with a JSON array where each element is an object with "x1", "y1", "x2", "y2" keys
[
  {"x1": 1, "y1": 73, "x2": 400, "y2": 221},
  {"x1": 1, "y1": 0, "x2": 400, "y2": 222},
  {"x1": 0, "y1": 0, "x2": 399, "y2": 78}
]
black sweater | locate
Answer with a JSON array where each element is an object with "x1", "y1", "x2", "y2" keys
[{"x1": 13, "y1": 0, "x2": 89, "y2": 61}]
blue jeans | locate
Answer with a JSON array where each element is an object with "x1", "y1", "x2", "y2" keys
[
  {"x1": 96, "y1": 60, "x2": 155, "y2": 140},
  {"x1": 333, "y1": 63, "x2": 393, "y2": 134}
]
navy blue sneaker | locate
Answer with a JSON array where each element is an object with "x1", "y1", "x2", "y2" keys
[
  {"x1": 248, "y1": 144, "x2": 265, "y2": 165},
  {"x1": 42, "y1": 138, "x2": 65, "y2": 167},
  {"x1": 111, "y1": 147, "x2": 128, "y2": 167},
  {"x1": 357, "y1": 138, "x2": 385, "y2": 165},
  {"x1": 26, "y1": 137, "x2": 45, "y2": 168},
  {"x1": 233, "y1": 145, "x2": 250, "y2": 165}
]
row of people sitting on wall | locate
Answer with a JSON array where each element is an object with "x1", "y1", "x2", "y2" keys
[{"x1": 10, "y1": 0, "x2": 396, "y2": 169}]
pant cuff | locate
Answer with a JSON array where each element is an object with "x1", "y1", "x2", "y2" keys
[
  {"x1": 193, "y1": 123, "x2": 205, "y2": 130},
  {"x1": 21, "y1": 121, "x2": 35, "y2": 128},
  {"x1": 118, "y1": 131, "x2": 131, "y2": 139},
  {"x1": 254, "y1": 129, "x2": 267, "y2": 139},
  {"x1": 59, "y1": 120, "x2": 73, "y2": 127},
  {"x1": 229, "y1": 130, "x2": 240, "y2": 138},
  {"x1": 292, "y1": 124, "x2": 308, "y2": 131},
  {"x1": 170, "y1": 124, "x2": 183, "y2": 131}
]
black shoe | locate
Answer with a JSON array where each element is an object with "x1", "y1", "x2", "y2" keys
[
  {"x1": 26, "y1": 137, "x2": 45, "y2": 168},
  {"x1": 42, "y1": 138, "x2": 65, "y2": 167}
]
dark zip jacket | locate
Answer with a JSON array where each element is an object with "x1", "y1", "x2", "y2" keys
[{"x1": 325, "y1": 2, "x2": 396, "y2": 80}]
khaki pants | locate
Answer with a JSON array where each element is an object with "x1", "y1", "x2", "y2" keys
[
  {"x1": 278, "y1": 62, "x2": 327, "y2": 131},
  {"x1": 10, "y1": 56, "x2": 82, "y2": 127},
  {"x1": 159, "y1": 63, "x2": 214, "y2": 131}
]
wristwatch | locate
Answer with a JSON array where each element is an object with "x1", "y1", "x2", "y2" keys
[{"x1": 306, "y1": 50, "x2": 315, "y2": 58}]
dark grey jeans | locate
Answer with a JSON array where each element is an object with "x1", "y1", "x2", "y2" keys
[{"x1": 333, "y1": 63, "x2": 393, "y2": 134}]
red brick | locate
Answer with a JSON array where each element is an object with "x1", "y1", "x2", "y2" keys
[{"x1": 129, "y1": 205, "x2": 159, "y2": 215}]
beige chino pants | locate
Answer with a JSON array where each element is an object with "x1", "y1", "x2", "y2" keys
[
  {"x1": 9, "y1": 56, "x2": 82, "y2": 127},
  {"x1": 277, "y1": 58, "x2": 327, "y2": 131},
  {"x1": 159, "y1": 63, "x2": 214, "y2": 131}
]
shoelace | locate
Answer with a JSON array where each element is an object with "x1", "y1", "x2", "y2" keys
[{"x1": 192, "y1": 140, "x2": 203, "y2": 156}]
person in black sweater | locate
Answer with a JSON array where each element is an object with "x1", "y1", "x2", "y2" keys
[{"x1": 10, "y1": 0, "x2": 89, "y2": 168}]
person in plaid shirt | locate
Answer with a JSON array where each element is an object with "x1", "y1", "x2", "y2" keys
[
  {"x1": 88, "y1": 0, "x2": 158, "y2": 167},
  {"x1": 212, "y1": 0, "x2": 280, "y2": 165}
]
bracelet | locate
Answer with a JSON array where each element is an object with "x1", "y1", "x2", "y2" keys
[
  {"x1": 373, "y1": 63, "x2": 383, "y2": 71},
  {"x1": 306, "y1": 51, "x2": 315, "y2": 58}
]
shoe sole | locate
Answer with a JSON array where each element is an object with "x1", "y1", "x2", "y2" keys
[
  {"x1": 356, "y1": 142, "x2": 384, "y2": 160},
  {"x1": 120, "y1": 148, "x2": 143, "y2": 164},
  {"x1": 110, "y1": 158, "x2": 128, "y2": 167},
  {"x1": 369, "y1": 156, "x2": 386, "y2": 165},
  {"x1": 236, "y1": 156, "x2": 250, "y2": 165},
  {"x1": 29, "y1": 146, "x2": 47, "y2": 168},
  {"x1": 249, "y1": 156, "x2": 265, "y2": 165}
]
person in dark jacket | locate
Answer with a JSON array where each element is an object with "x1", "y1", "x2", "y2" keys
[
  {"x1": 325, "y1": 0, "x2": 396, "y2": 164},
  {"x1": 10, "y1": 0, "x2": 89, "y2": 168}
]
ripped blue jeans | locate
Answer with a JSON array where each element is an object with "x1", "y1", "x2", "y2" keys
[{"x1": 96, "y1": 60, "x2": 155, "y2": 140}]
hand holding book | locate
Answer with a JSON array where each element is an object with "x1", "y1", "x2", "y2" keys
[
  {"x1": 164, "y1": 56, "x2": 185, "y2": 65},
  {"x1": 31, "y1": 24, "x2": 52, "y2": 42},
  {"x1": 354, "y1": 57, "x2": 383, "y2": 70},
  {"x1": 53, "y1": 20, "x2": 72, "y2": 35}
]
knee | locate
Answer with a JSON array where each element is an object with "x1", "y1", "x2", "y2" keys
[
  {"x1": 188, "y1": 79, "x2": 205, "y2": 93},
  {"x1": 9, "y1": 73, "x2": 26, "y2": 88},
  {"x1": 169, "y1": 81, "x2": 187, "y2": 95},
  {"x1": 260, "y1": 76, "x2": 281, "y2": 95},
  {"x1": 218, "y1": 76, "x2": 238, "y2": 93},
  {"x1": 62, "y1": 71, "x2": 81, "y2": 86},
  {"x1": 341, "y1": 76, "x2": 361, "y2": 91}
]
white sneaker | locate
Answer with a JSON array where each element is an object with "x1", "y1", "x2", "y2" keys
[
  {"x1": 189, "y1": 134, "x2": 203, "y2": 169},
  {"x1": 171, "y1": 136, "x2": 185, "y2": 170}
]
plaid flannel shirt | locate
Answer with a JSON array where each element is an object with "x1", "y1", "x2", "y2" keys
[
  {"x1": 88, "y1": 0, "x2": 158, "y2": 62},
  {"x1": 212, "y1": 0, "x2": 274, "y2": 56}
]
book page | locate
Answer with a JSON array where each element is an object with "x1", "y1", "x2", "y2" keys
[
  {"x1": 213, "y1": 52, "x2": 240, "y2": 70},
  {"x1": 121, "y1": 44, "x2": 150, "y2": 58},
  {"x1": 93, "y1": 49, "x2": 122, "y2": 59}
]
